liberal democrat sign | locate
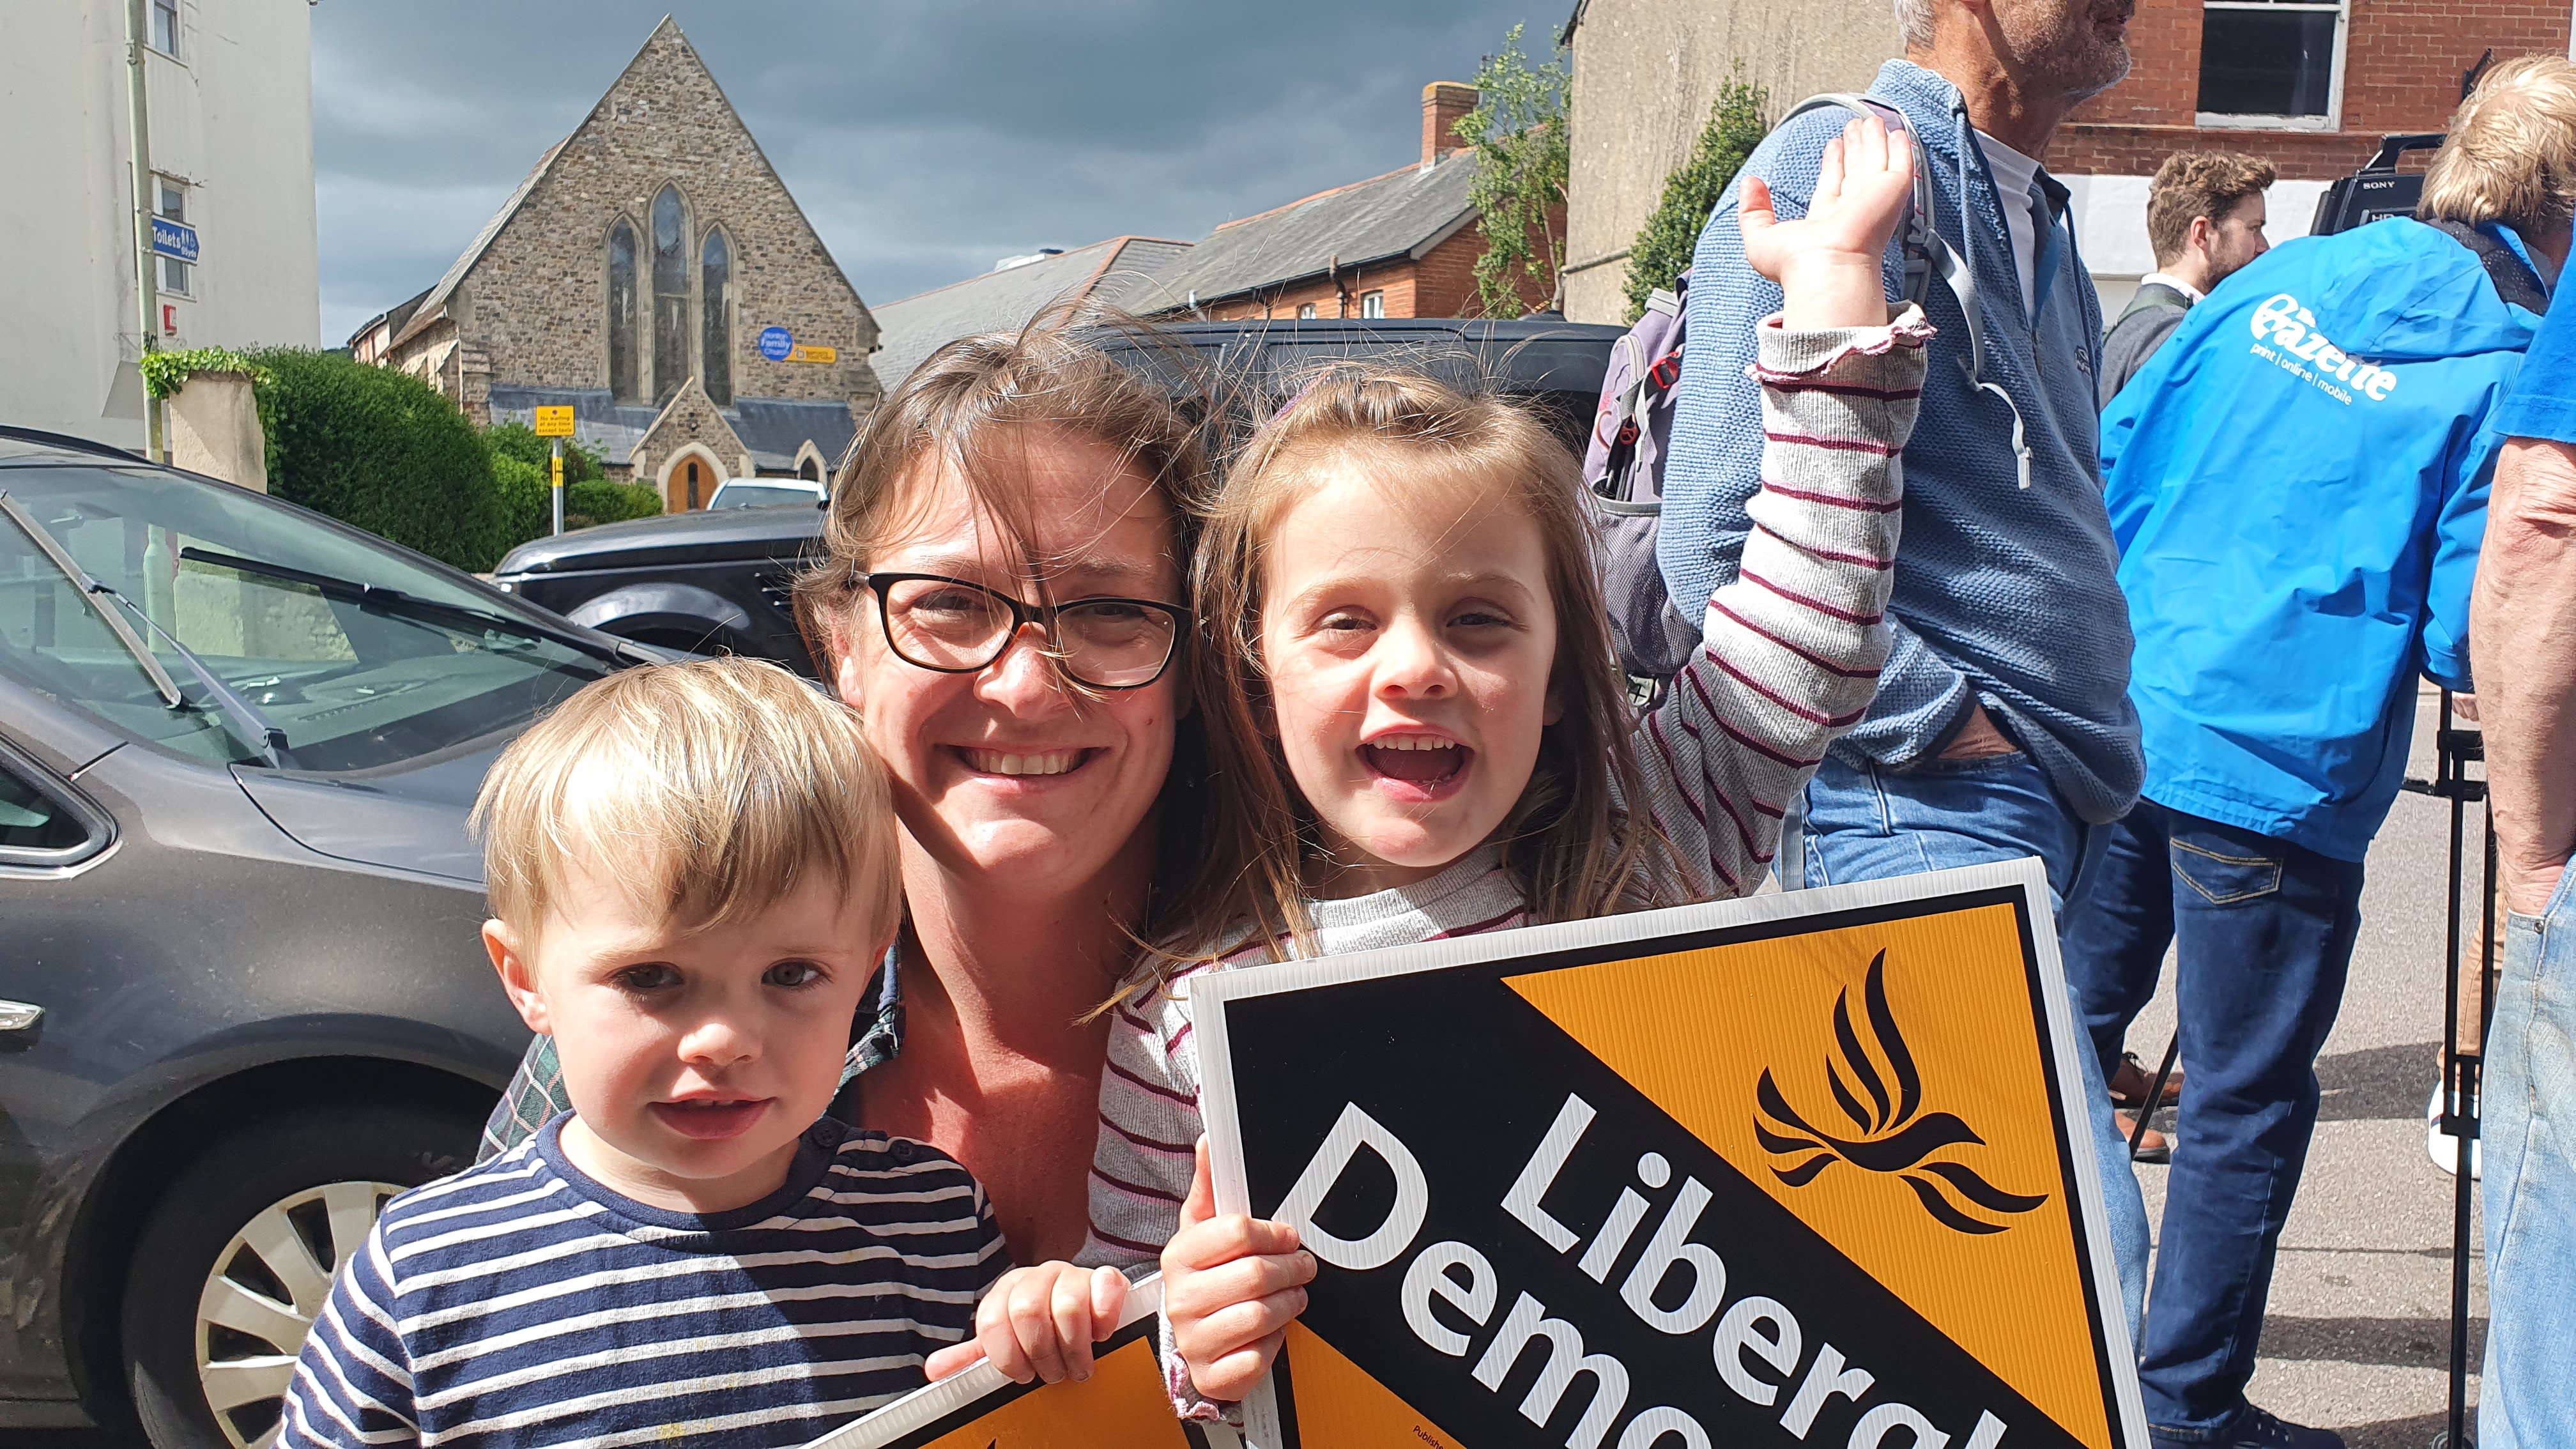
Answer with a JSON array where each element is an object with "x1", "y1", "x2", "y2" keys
[{"x1": 1195, "y1": 859, "x2": 2147, "y2": 1449}]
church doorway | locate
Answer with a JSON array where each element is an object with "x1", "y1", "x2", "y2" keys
[{"x1": 654, "y1": 451, "x2": 726, "y2": 518}]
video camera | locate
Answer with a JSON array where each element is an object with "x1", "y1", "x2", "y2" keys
[{"x1": 2308, "y1": 133, "x2": 2446, "y2": 236}]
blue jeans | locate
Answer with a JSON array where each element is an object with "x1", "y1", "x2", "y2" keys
[
  {"x1": 1799, "y1": 749, "x2": 2154, "y2": 1341},
  {"x1": 2481, "y1": 867, "x2": 2576, "y2": 1449},
  {"x1": 2058, "y1": 801, "x2": 2366, "y2": 1439}
]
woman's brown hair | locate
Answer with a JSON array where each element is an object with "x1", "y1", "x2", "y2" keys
[
  {"x1": 1147, "y1": 364, "x2": 1683, "y2": 976},
  {"x1": 790, "y1": 305, "x2": 1223, "y2": 935}
]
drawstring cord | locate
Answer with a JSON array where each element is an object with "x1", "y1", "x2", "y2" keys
[{"x1": 1952, "y1": 109, "x2": 2035, "y2": 490}]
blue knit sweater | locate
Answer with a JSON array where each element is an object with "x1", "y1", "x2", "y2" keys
[{"x1": 1657, "y1": 60, "x2": 2143, "y2": 824}]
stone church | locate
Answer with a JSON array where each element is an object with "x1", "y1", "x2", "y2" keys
[{"x1": 353, "y1": 19, "x2": 878, "y2": 510}]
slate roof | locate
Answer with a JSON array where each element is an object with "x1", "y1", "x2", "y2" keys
[
  {"x1": 389, "y1": 139, "x2": 565, "y2": 350},
  {"x1": 345, "y1": 285, "x2": 434, "y2": 352},
  {"x1": 485, "y1": 387, "x2": 855, "y2": 475},
  {"x1": 1146, "y1": 150, "x2": 1480, "y2": 312},
  {"x1": 868, "y1": 237, "x2": 1195, "y2": 389}
]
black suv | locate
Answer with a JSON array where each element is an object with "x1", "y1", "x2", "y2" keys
[
  {"x1": 492, "y1": 316, "x2": 1626, "y2": 672},
  {"x1": 0, "y1": 428, "x2": 662, "y2": 1449}
]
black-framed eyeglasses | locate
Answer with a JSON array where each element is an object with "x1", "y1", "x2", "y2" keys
[{"x1": 859, "y1": 572, "x2": 1188, "y2": 690}]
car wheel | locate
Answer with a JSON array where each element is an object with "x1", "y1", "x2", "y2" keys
[{"x1": 120, "y1": 1106, "x2": 480, "y2": 1449}]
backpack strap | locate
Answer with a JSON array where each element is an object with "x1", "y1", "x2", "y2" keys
[
  {"x1": 2422, "y1": 218, "x2": 2552, "y2": 316},
  {"x1": 1781, "y1": 91, "x2": 2023, "y2": 488}
]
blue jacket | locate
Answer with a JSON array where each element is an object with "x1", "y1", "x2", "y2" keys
[
  {"x1": 1660, "y1": 60, "x2": 2143, "y2": 825},
  {"x1": 2101, "y1": 218, "x2": 2543, "y2": 860}
]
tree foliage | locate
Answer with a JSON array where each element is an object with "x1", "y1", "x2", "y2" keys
[
  {"x1": 484, "y1": 420, "x2": 604, "y2": 485},
  {"x1": 249, "y1": 348, "x2": 509, "y2": 572},
  {"x1": 1460, "y1": 25, "x2": 1570, "y2": 319},
  {"x1": 1624, "y1": 71, "x2": 1771, "y2": 322}
]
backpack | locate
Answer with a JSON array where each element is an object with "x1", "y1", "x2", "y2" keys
[{"x1": 1582, "y1": 91, "x2": 2012, "y2": 696}]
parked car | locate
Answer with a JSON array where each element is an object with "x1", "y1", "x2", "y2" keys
[
  {"x1": 706, "y1": 477, "x2": 826, "y2": 510},
  {"x1": 491, "y1": 315, "x2": 1627, "y2": 673},
  {"x1": 0, "y1": 427, "x2": 664, "y2": 1449}
]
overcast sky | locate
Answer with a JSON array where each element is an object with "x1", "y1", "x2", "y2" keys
[{"x1": 312, "y1": 1, "x2": 1560, "y2": 344}]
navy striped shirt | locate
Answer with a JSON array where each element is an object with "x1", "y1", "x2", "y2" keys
[{"x1": 282, "y1": 1114, "x2": 1004, "y2": 1449}]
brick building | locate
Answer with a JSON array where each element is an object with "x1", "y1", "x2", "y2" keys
[
  {"x1": 1148, "y1": 83, "x2": 1558, "y2": 321},
  {"x1": 355, "y1": 19, "x2": 880, "y2": 509},
  {"x1": 1563, "y1": 0, "x2": 2573, "y2": 321},
  {"x1": 2054, "y1": 0, "x2": 2571, "y2": 309}
]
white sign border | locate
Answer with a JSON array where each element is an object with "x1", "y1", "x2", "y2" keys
[{"x1": 1190, "y1": 857, "x2": 2147, "y2": 1449}]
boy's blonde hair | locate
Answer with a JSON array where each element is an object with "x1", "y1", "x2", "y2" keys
[
  {"x1": 472, "y1": 658, "x2": 901, "y2": 942},
  {"x1": 1156, "y1": 365, "x2": 1683, "y2": 977}
]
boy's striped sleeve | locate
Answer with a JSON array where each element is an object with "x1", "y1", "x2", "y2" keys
[
  {"x1": 279, "y1": 1222, "x2": 420, "y2": 1449},
  {"x1": 1636, "y1": 304, "x2": 1929, "y2": 900}
]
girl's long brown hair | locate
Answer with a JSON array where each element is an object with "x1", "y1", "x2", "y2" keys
[{"x1": 1145, "y1": 364, "x2": 1684, "y2": 981}]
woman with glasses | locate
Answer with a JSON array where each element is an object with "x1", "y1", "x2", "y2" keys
[{"x1": 477, "y1": 318, "x2": 1218, "y2": 1269}]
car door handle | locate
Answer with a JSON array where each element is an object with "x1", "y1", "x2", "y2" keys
[{"x1": 0, "y1": 1001, "x2": 42, "y2": 1033}]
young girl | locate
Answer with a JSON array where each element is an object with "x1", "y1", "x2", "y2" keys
[{"x1": 928, "y1": 116, "x2": 1930, "y2": 1408}]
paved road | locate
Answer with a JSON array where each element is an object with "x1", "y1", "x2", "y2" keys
[
  {"x1": 1, "y1": 696, "x2": 2497, "y2": 1449},
  {"x1": 2117, "y1": 685, "x2": 2487, "y2": 1447}
]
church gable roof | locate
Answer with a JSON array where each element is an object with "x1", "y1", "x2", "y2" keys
[{"x1": 392, "y1": 17, "x2": 866, "y2": 351}]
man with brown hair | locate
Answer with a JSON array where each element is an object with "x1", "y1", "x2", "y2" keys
[{"x1": 2099, "y1": 150, "x2": 2277, "y2": 405}]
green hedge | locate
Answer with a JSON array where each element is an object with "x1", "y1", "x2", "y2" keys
[
  {"x1": 487, "y1": 456, "x2": 660, "y2": 553},
  {"x1": 486, "y1": 420, "x2": 605, "y2": 484},
  {"x1": 250, "y1": 348, "x2": 509, "y2": 571},
  {"x1": 565, "y1": 479, "x2": 663, "y2": 532}
]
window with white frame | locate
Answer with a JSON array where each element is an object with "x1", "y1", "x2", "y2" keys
[
  {"x1": 150, "y1": 0, "x2": 180, "y2": 57},
  {"x1": 1361, "y1": 290, "x2": 1386, "y2": 318},
  {"x1": 155, "y1": 179, "x2": 190, "y2": 296},
  {"x1": 2198, "y1": 0, "x2": 2347, "y2": 127},
  {"x1": 1297, "y1": 302, "x2": 1318, "y2": 319}
]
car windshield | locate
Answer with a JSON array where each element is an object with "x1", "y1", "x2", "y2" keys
[
  {"x1": 0, "y1": 464, "x2": 613, "y2": 772},
  {"x1": 710, "y1": 483, "x2": 818, "y2": 509}
]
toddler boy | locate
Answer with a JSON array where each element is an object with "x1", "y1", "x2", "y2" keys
[{"x1": 282, "y1": 658, "x2": 1000, "y2": 1449}]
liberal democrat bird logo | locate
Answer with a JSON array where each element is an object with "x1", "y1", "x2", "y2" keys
[{"x1": 1753, "y1": 950, "x2": 2047, "y2": 1234}]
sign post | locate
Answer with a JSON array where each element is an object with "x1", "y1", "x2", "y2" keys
[
  {"x1": 533, "y1": 406, "x2": 575, "y2": 535},
  {"x1": 1193, "y1": 859, "x2": 2148, "y2": 1449}
]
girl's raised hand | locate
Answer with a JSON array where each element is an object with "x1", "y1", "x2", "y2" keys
[
  {"x1": 1162, "y1": 1138, "x2": 1316, "y2": 1402},
  {"x1": 1740, "y1": 114, "x2": 1916, "y2": 330}
]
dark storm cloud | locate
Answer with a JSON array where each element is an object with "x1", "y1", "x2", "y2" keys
[{"x1": 314, "y1": 1, "x2": 1560, "y2": 344}]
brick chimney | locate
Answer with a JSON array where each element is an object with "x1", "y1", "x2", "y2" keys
[{"x1": 1423, "y1": 82, "x2": 1480, "y2": 168}]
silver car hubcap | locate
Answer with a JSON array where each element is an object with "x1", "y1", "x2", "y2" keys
[{"x1": 195, "y1": 1181, "x2": 401, "y2": 1449}]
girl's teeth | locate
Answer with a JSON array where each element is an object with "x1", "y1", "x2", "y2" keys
[
  {"x1": 1374, "y1": 737, "x2": 1457, "y2": 751},
  {"x1": 966, "y1": 749, "x2": 1078, "y2": 776}
]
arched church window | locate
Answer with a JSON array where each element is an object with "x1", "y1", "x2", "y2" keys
[
  {"x1": 652, "y1": 184, "x2": 691, "y2": 405},
  {"x1": 607, "y1": 218, "x2": 639, "y2": 402},
  {"x1": 701, "y1": 228, "x2": 733, "y2": 407}
]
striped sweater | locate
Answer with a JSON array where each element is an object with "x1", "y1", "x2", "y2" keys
[
  {"x1": 280, "y1": 1115, "x2": 1005, "y2": 1449},
  {"x1": 1078, "y1": 308, "x2": 1931, "y2": 1289}
]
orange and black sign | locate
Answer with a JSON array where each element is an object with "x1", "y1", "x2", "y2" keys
[
  {"x1": 1194, "y1": 860, "x2": 2147, "y2": 1449},
  {"x1": 808, "y1": 1276, "x2": 1217, "y2": 1449}
]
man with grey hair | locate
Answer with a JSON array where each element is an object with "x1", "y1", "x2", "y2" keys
[{"x1": 1659, "y1": 0, "x2": 2152, "y2": 1392}]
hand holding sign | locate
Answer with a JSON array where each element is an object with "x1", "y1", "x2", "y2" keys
[
  {"x1": 1164, "y1": 1137, "x2": 1318, "y2": 1402},
  {"x1": 923, "y1": 1262, "x2": 1130, "y2": 1386}
]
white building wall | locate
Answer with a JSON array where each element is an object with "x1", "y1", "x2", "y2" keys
[
  {"x1": 0, "y1": 0, "x2": 317, "y2": 452},
  {"x1": 2062, "y1": 174, "x2": 2334, "y2": 318}
]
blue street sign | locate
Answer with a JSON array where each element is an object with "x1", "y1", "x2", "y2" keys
[
  {"x1": 758, "y1": 326, "x2": 793, "y2": 362},
  {"x1": 151, "y1": 217, "x2": 199, "y2": 264}
]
